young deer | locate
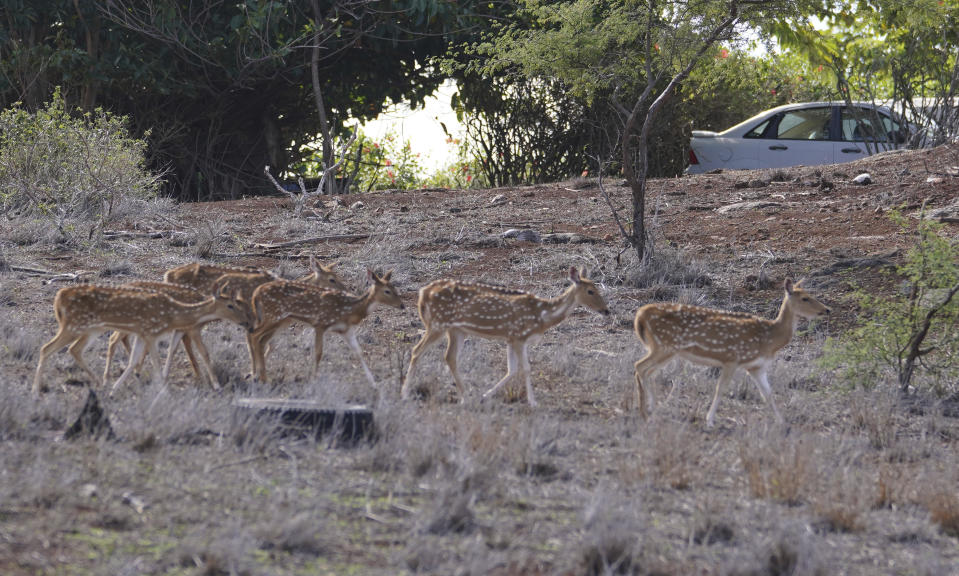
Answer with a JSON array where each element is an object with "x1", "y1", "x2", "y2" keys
[
  {"x1": 103, "y1": 281, "x2": 248, "y2": 390},
  {"x1": 632, "y1": 278, "x2": 830, "y2": 428},
  {"x1": 33, "y1": 285, "x2": 250, "y2": 395},
  {"x1": 248, "y1": 269, "x2": 403, "y2": 384},
  {"x1": 402, "y1": 267, "x2": 611, "y2": 406},
  {"x1": 165, "y1": 258, "x2": 347, "y2": 376}
]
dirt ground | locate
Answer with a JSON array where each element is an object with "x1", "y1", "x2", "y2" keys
[{"x1": 1, "y1": 144, "x2": 959, "y2": 575}]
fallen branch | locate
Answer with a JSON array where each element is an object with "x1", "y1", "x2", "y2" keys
[
  {"x1": 253, "y1": 233, "x2": 370, "y2": 250},
  {"x1": 41, "y1": 271, "x2": 95, "y2": 285},
  {"x1": 10, "y1": 265, "x2": 54, "y2": 275},
  {"x1": 103, "y1": 229, "x2": 172, "y2": 239}
]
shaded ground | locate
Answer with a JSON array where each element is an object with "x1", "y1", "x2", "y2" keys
[{"x1": 1, "y1": 144, "x2": 958, "y2": 575}]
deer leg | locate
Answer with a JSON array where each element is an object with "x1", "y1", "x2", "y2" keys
[
  {"x1": 66, "y1": 333, "x2": 99, "y2": 385},
  {"x1": 444, "y1": 329, "x2": 467, "y2": 402},
  {"x1": 706, "y1": 364, "x2": 738, "y2": 428},
  {"x1": 112, "y1": 336, "x2": 147, "y2": 394},
  {"x1": 103, "y1": 331, "x2": 127, "y2": 385},
  {"x1": 161, "y1": 331, "x2": 185, "y2": 381},
  {"x1": 179, "y1": 332, "x2": 204, "y2": 378},
  {"x1": 747, "y1": 367, "x2": 783, "y2": 423},
  {"x1": 518, "y1": 342, "x2": 536, "y2": 407},
  {"x1": 145, "y1": 337, "x2": 165, "y2": 386},
  {"x1": 186, "y1": 329, "x2": 220, "y2": 390},
  {"x1": 33, "y1": 327, "x2": 80, "y2": 394},
  {"x1": 632, "y1": 348, "x2": 671, "y2": 418},
  {"x1": 402, "y1": 327, "x2": 444, "y2": 399},
  {"x1": 309, "y1": 328, "x2": 326, "y2": 380},
  {"x1": 483, "y1": 343, "x2": 520, "y2": 401},
  {"x1": 248, "y1": 322, "x2": 278, "y2": 383},
  {"x1": 343, "y1": 327, "x2": 376, "y2": 386}
]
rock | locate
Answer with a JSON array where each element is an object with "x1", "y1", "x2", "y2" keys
[
  {"x1": 542, "y1": 232, "x2": 592, "y2": 244},
  {"x1": 748, "y1": 179, "x2": 768, "y2": 188},
  {"x1": 502, "y1": 229, "x2": 542, "y2": 243},
  {"x1": 79, "y1": 483, "x2": 99, "y2": 499},
  {"x1": 715, "y1": 201, "x2": 783, "y2": 214},
  {"x1": 926, "y1": 175, "x2": 944, "y2": 184},
  {"x1": 490, "y1": 194, "x2": 506, "y2": 204},
  {"x1": 852, "y1": 173, "x2": 872, "y2": 185},
  {"x1": 349, "y1": 201, "x2": 365, "y2": 210}
]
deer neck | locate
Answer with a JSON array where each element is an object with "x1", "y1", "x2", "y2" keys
[
  {"x1": 169, "y1": 297, "x2": 218, "y2": 327},
  {"x1": 341, "y1": 287, "x2": 375, "y2": 324},
  {"x1": 536, "y1": 284, "x2": 579, "y2": 332},
  {"x1": 768, "y1": 294, "x2": 799, "y2": 352}
]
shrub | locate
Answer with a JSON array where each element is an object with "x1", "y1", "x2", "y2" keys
[
  {"x1": 0, "y1": 88, "x2": 159, "y2": 222},
  {"x1": 820, "y1": 212, "x2": 959, "y2": 393}
]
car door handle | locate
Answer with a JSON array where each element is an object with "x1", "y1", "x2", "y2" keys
[
  {"x1": 841, "y1": 147, "x2": 864, "y2": 154},
  {"x1": 768, "y1": 145, "x2": 788, "y2": 151}
]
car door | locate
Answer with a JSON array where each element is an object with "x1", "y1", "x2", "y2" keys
[
  {"x1": 755, "y1": 106, "x2": 835, "y2": 169},
  {"x1": 836, "y1": 106, "x2": 900, "y2": 163}
]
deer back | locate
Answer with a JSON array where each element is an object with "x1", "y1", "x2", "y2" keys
[{"x1": 164, "y1": 262, "x2": 265, "y2": 292}]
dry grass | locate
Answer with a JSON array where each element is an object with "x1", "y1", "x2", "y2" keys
[{"x1": 2, "y1": 174, "x2": 959, "y2": 574}]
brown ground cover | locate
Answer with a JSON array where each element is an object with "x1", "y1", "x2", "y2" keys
[{"x1": 1, "y1": 144, "x2": 958, "y2": 574}]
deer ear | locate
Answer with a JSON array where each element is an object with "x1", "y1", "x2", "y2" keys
[
  {"x1": 366, "y1": 268, "x2": 375, "y2": 284},
  {"x1": 309, "y1": 255, "x2": 319, "y2": 272},
  {"x1": 784, "y1": 278, "x2": 794, "y2": 293},
  {"x1": 569, "y1": 266, "x2": 581, "y2": 283},
  {"x1": 382, "y1": 270, "x2": 392, "y2": 282}
]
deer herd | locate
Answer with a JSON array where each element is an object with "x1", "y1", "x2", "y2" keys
[{"x1": 31, "y1": 257, "x2": 830, "y2": 428}]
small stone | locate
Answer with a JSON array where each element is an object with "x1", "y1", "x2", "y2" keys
[
  {"x1": 490, "y1": 194, "x2": 506, "y2": 204},
  {"x1": 852, "y1": 173, "x2": 872, "y2": 185},
  {"x1": 349, "y1": 201, "x2": 365, "y2": 210}
]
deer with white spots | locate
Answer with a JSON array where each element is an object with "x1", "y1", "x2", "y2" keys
[
  {"x1": 248, "y1": 269, "x2": 403, "y2": 384},
  {"x1": 33, "y1": 285, "x2": 250, "y2": 395},
  {"x1": 632, "y1": 278, "x2": 830, "y2": 428},
  {"x1": 164, "y1": 257, "x2": 348, "y2": 377},
  {"x1": 102, "y1": 281, "x2": 248, "y2": 390},
  {"x1": 402, "y1": 267, "x2": 611, "y2": 406}
]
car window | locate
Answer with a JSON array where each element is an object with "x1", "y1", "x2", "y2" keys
[
  {"x1": 840, "y1": 107, "x2": 900, "y2": 142},
  {"x1": 744, "y1": 119, "x2": 772, "y2": 139},
  {"x1": 774, "y1": 107, "x2": 832, "y2": 140}
]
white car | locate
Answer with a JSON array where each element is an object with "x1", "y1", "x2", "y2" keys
[{"x1": 686, "y1": 101, "x2": 917, "y2": 174}]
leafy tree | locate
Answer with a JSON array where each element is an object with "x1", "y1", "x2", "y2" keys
[
  {"x1": 772, "y1": 0, "x2": 959, "y2": 143},
  {"x1": 0, "y1": 88, "x2": 159, "y2": 231},
  {"x1": 472, "y1": 0, "x2": 796, "y2": 260},
  {"x1": 821, "y1": 212, "x2": 959, "y2": 394},
  {"x1": 0, "y1": 0, "x2": 479, "y2": 200}
]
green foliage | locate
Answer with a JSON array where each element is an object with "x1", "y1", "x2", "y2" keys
[
  {"x1": 449, "y1": 73, "x2": 599, "y2": 186},
  {"x1": 0, "y1": 88, "x2": 159, "y2": 221},
  {"x1": 420, "y1": 136, "x2": 487, "y2": 190},
  {"x1": 821, "y1": 212, "x2": 959, "y2": 394},
  {"x1": 0, "y1": 0, "x2": 485, "y2": 200}
]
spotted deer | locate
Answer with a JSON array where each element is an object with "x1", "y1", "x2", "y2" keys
[
  {"x1": 402, "y1": 267, "x2": 611, "y2": 406},
  {"x1": 248, "y1": 269, "x2": 403, "y2": 384},
  {"x1": 632, "y1": 278, "x2": 830, "y2": 428},
  {"x1": 164, "y1": 257, "x2": 347, "y2": 376},
  {"x1": 102, "y1": 281, "x2": 248, "y2": 390},
  {"x1": 33, "y1": 285, "x2": 250, "y2": 395}
]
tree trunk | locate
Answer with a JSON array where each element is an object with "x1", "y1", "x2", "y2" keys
[{"x1": 311, "y1": 0, "x2": 335, "y2": 196}]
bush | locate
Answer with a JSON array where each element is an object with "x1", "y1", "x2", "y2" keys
[
  {"x1": 0, "y1": 87, "x2": 159, "y2": 221},
  {"x1": 820, "y1": 212, "x2": 959, "y2": 393}
]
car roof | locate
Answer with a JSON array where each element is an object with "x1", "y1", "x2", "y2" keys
[{"x1": 718, "y1": 101, "x2": 894, "y2": 135}]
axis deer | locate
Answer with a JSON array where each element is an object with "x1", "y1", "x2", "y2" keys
[
  {"x1": 632, "y1": 278, "x2": 830, "y2": 428},
  {"x1": 165, "y1": 258, "x2": 347, "y2": 376},
  {"x1": 103, "y1": 281, "x2": 249, "y2": 390},
  {"x1": 402, "y1": 267, "x2": 611, "y2": 406},
  {"x1": 33, "y1": 285, "x2": 250, "y2": 395},
  {"x1": 248, "y1": 269, "x2": 403, "y2": 384}
]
